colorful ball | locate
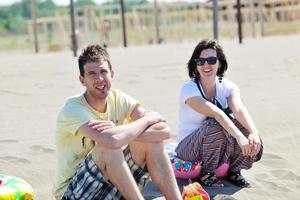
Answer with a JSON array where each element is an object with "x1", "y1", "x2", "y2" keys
[
  {"x1": 165, "y1": 142, "x2": 230, "y2": 179},
  {"x1": 172, "y1": 157, "x2": 202, "y2": 179},
  {"x1": 214, "y1": 162, "x2": 230, "y2": 177},
  {"x1": 0, "y1": 174, "x2": 34, "y2": 200},
  {"x1": 165, "y1": 143, "x2": 202, "y2": 179}
]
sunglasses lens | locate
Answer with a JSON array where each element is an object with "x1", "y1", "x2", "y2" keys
[
  {"x1": 195, "y1": 57, "x2": 218, "y2": 65},
  {"x1": 195, "y1": 58, "x2": 205, "y2": 66},
  {"x1": 207, "y1": 57, "x2": 218, "y2": 65}
]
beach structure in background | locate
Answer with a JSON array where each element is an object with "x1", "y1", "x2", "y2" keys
[{"x1": 24, "y1": 0, "x2": 300, "y2": 51}]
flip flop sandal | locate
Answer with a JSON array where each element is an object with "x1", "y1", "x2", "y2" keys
[
  {"x1": 227, "y1": 171, "x2": 251, "y2": 188},
  {"x1": 199, "y1": 172, "x2": 224, "y2": 187}
]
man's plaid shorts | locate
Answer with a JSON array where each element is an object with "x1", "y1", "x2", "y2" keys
[{"x1": 62, "y1": 146, "x2": 150, "y2": 200}]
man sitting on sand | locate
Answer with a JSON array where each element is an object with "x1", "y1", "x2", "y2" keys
[{"x1": 53, "y1": 44, "x2": 181, "y2": 200}]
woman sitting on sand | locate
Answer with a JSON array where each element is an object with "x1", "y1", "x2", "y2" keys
[{"x1": 175, "y1": 39, "x2": 263, "y2": 188}]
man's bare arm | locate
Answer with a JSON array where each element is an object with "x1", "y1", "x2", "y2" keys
[
  {"x1": 78, "y1": 110, "x2": 165, "y2": 149},
  {"x1": 131, "y1": 106, "x2": 171, "y2": 142}
]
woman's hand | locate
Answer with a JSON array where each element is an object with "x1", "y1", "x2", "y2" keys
[
  {"x1": 248, "y1": 133, "x2": 262, "y2": 157},
  {"x1": 236, "y1": 134, "x2": 252, "y2": 156},
  {"x1": 88, "y1": 120, "x2": 116, "y2": 132}
]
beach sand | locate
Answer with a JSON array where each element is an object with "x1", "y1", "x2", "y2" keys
[{"x1": 0, "y1": 34, "x2": 300, "y2": 199}]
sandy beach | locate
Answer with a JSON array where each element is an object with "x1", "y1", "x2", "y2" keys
[{"x1": 1, "y1": 34, "x2": 300, "y2": 200}]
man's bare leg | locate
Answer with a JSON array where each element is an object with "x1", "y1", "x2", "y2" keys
[
  {"x1": 130, "y1": 141, "x2": 181, "y2": 200},
  {"x1": 91, "y1": 144, "x2": 144, "y2": 200}
]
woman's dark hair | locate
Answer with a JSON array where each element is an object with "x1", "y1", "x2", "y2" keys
[
  {"x1": 187, "y1": 39, "x2": 228, "y2": 79},
  {"x1": 78, "y1": 44, "x2": 112, "y2": 77}
]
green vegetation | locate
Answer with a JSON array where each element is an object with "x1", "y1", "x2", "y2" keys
[
  {"x1": 0, "y1": 0, "x2": 299, "y2": 51},
  {"x1": 0, "y1": 0, "x2": 153, "y2": 50},
  {"x1": 75, "y1": 0, "x2": 96, "y2": 7},
  {"x1": 0, "y1": 0, "x2": 148, "y2": 34},
  {"x1": 0, "y1": 0, "x2": 57, "y2": 34},
  {"x1": 103, "y1": 0, "x2": 148, "y2": 12}
]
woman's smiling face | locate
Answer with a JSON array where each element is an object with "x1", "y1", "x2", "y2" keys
[{"x1": 196, "y1": 48, "x2": 219, "y2": 78}]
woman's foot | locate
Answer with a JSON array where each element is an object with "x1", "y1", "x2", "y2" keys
[
  {"x1": 227, "y1": 171, "x2": 251, "y2": 188},
  {"x1": 199, "y1": 171, "x2": 224, "y2": 187}
]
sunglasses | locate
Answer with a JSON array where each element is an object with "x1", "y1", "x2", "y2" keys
[{"x1": 194, "y1": 57, "x2": 218, "y2": 66}]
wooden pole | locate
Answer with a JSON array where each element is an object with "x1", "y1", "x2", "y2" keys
[
  {"x1": 31, "y1": 0, "x2": 39, "y2": 53},
  {"x1": 120, "y1": 0, "x2": 127, "y2": 47},
  {"x1": 70, "y1": 0, "x2": 78, "y2": 57},
  {"x1": 237, "y1": 0, "x2": 243, "y2": 44},
  {"x1": 250, "y1": 0, "x2": 256, "y2": 38},
  {"x1": 84, "y1": 8, "x2": 89, "y2": 43},
  {"x1": 259, "y1": 1, "x2": 265, "y2": 36},
  {"x1": 212, "y1": 0, "x2": 219, "y2": 40},
  {"x1": 153, "y1": 0, "x2": 161, "y2": 44}
]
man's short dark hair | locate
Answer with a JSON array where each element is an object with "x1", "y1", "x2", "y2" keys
[{"x1": 78, "y1": 45, "x2": 112, "y2": 77}]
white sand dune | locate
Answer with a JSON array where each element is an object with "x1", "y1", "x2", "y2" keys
[{"x1": 0, "y1": 34, "x2": 300, "y2": 200}]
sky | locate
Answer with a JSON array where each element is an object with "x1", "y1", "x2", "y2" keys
[{"x1": 0, "y1": 0, "x2": 205, "y2": 6}]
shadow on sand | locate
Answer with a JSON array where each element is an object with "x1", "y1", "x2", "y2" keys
[{"x1": 143, "y1": 178, "x2": 241, "y2": 200}]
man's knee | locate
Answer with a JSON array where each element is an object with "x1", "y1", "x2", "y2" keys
[
  {"x1": 131, "y1": 141, "x2": 164, "y2": 153},
  {"x1": 130, "y1": 141, "x2": 165, "y2": 166},
  {"x1": 141, "y1": 142, "x2": 166, "y2": 159},
  {"x1": 145, "y1": 141, "x2": 164, "y2": 150},
  {"x1": 91, "y1": 144, "x2": 124, "y2": 173}
]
